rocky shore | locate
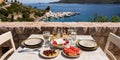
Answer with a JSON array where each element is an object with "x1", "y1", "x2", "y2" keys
[{"x1": 45, "y1": 11, "x2": 79, "y2": 18}]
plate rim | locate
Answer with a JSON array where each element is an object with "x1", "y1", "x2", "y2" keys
[
  {"x1": 24, "y1": 38, "x2": 42, "y2": 45},
  {"x1": 76, "y1": 40, "x2": 99, "y2": 51},
  {"x1": 21, "y1": 38, "x2": 44, "y2": 48},
  {"x1": 78, "y1": 40, "x2": 98, "y2": 48},
  {"x1": 50, "y1": 39, "x2": 69, "y2": 49},
  {"x1": 62, "y1": 50, "x2": 80, "y2": 58},
  {"x1": 39, "y1": 49, "x2": 59, "y2": 58}
]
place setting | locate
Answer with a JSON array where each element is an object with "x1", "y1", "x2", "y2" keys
[
  {"x1": 21, "y1": 38, "x2": 44, "y2": 48},
  {"x1": 38, "y1": 29, "x2": 82, "y2": 59},
  {"x1": 7, "y1": 28, "x2": 110, "y2": 60},
  {"x1": 18, "y1": 29, "x2": 99, "y2": 59},
  {"x1": 18, "y1": 38, "x2": 44, "y2": 53},
  {"x1": 76, "y1": 40, "x2": 99, "y2": 51}
]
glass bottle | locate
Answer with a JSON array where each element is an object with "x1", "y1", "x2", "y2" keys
[
  {"x1": 57, "y1": 28, "x2": 61, "y2": 38},
  {"x1": 62, "y1": 30, "x2": 67, "y2": 38},
  {"x1": 52, "y1": 28, "x2": 58, "y2": 39}
]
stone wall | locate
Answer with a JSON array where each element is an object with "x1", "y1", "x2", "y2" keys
[{"x1": 0, "y1": 22, "x2": 120, "y2": 59}]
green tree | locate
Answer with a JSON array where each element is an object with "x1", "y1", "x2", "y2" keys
[
  {"x1": 92, "y1": 14, "x2": 108, "y2": 22},
  {"x1": 15, "y1": 0, "x2": 17, "y2": 2},
  {"x1": 45, "y1": 5, "x2": 50, "y2": 11},
  {"x1": 22, "y1": 12, "x2": 30, "y2": 18},
  {"x1": 7, "y1": 8, "x2": 14, "y2": 14},
  {"x1": 17, "y1": 17, "x2": 23, "y2": 22},
  {"x1": 93, "y1": 14, "x2": 100, "y2": 22},
  {"x1": 99, "y1": 16, "x2": 108, "y2": 22},
  {"x1": 17, "y1": 1, "x2": 20, "y2": 4},
  {"x1": 110, "y1": 16, "x2": 120, "y2": 22},
  {"x1": 0, "y1": 14, "x2": 8, "y2": 21},
  {"x1": 35, "y1": 11, "x2": 44, "y2": 17},
  {"x1": 20, "y1": 18, "x2": 34, "y2": 22},
  {"x1": 0, "y1": 8, "x2": 8, "y2": 16},
  {"x1": 11, "y1": 14, "x2": 14, "y2": 22}
]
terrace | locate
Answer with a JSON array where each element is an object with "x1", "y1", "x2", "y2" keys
[{"x1": 0, "y1": 22, "x2": 120, "y2": 60}]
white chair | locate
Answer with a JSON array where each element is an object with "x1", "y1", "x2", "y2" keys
[
  {"x1": 0, "y1": 31, "x2": 16, "y2": 60},
  {"x1": 104, "y1": 32, "x2": 120, "y2": 60}
]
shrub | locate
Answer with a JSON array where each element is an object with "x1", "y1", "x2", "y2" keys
[
  {"x1": 0, "y1": 14, "x2": 8, "y2": 21},
  {"x1": 45, "y1": 5, "x2": 50, "y2": 12},
  {"x1": 0, "y1": 2, "x2": 6, "y2": 6},
  {"x1": 0, "y1": 8, "x2": 9, "y2": 16},
  {"x1": 110, "y1": 16, "x2": 120, "y2": 22},
  {"x1": 90, "y1": 14, "x2": 108, "y2": 22},
  {"x1": 22, "y1": 12, "x2": 30, "y2": 18}
]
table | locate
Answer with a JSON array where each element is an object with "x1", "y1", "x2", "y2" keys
[{"x1": 8, "y1": 34, "x2": 109, "y2": 60}]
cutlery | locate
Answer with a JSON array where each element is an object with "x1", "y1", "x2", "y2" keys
[{"x1": 18, "y1": 47, "x2": 40, "y2": 54}]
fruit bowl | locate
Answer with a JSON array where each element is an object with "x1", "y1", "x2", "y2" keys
[
  {"x1": 51, "y1": 38, "x2": 69, "y2": 49},
  {"x1": 62, "y1": 46, "x2": 81, "y2": 58}
]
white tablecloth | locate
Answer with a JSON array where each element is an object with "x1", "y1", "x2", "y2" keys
[{"x1": 8, "y1": 34, "x2": 109, "y2": 60}]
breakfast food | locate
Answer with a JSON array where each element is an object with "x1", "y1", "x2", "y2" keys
[
  {"x1": 43, "y1": 49, "x2": 57, "y2": 57},
  {"x1": 52, "y1": 39, "x2": 69, "y2": 46},
  {"x1": 63, "y1": 46, "x2": 81, "y2": 56},
  {"x1": 52, "y1": 38, "x2": 69, "y2": 49}
]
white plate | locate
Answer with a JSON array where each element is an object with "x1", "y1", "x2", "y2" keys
[
  {"x1": 62, "y1": 50, "x2": 80, "y2": 58},
  {"x1": 39, "y1": 49, "x2": 59, "y2": 58},
  {"x1": 51, "y1": 39, "x2": 69, "y2": 49},
  {"x1": 78, "y1": 40, "x2": 97, "y2": 48},
  {"x1": 24, "y1": 38, "x2": 42, "y2": 45}
]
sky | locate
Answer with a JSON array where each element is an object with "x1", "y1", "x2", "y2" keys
[{"x1": 8, "y1": 0, "x2": 60, "y2": 3}]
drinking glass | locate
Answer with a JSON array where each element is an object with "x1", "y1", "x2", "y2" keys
[
  {"x1": 67, "y1": 28, "x2": 77, "y2": 46},
  {"x1": 43, "y1": 31, "x2": 50, "y2": 40},
  {"x1": 43, "y1": 31, "x2": 50, "y2": 47}
]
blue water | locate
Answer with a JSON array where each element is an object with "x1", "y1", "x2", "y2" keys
[{"x1": 24, "y1": 3, "x2": 120, "y2": 22}]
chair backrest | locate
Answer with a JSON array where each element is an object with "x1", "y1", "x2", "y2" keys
[
  {"x1": 0, "y1": 31, "x2": 16, "y2": 60},
  {"x1": 104, "y1": 32, "x2": 120, "y2": 60}
]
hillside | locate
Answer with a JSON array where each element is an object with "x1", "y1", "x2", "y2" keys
[
  {"x1": 54, "y1": 0, "x2": 120, "y2": 4},
  {"x1": 0, "y1": 2, "x2": 49, "y2": 22}
]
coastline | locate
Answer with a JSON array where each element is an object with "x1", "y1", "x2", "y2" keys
[{"x1": 35, "y1": 11, "x2": 80, "y2": 22}]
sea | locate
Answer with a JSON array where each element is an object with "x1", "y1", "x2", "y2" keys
[{"x1": 24, "y1": 3, "x2": 120, "y2": 22}]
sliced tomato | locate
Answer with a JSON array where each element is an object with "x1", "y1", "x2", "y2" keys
[
  {"x1": 64, "y1": 46, "x2": 81, "y2": 56},
  {"x1": 70, "y1": 46, "x2": 75, "y2": 50},
  {"x1": 53, "y1": 41, "x2": 57, "y2": 46}
]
